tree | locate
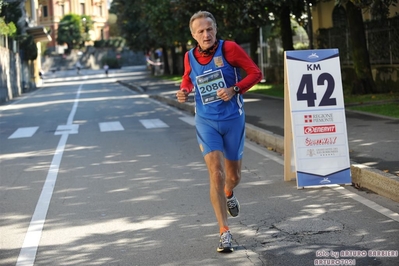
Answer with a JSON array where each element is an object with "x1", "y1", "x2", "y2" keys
[
  {"x1": 334, "y1": 0, "x2": 398, "y2": 94},
  {"x1": 110, "y1": 0, "x2": 155, "y2": 52},
  {"x1": 1, "y1": 0, "x2": 34, "y2": 61},
  {"x1": 343, "y1": 0, "x2": 377, "y2": 94},
  {"x1": 0, "y1": 17, "x2": 16, "y2": 37},
  {"x1": 57, "y1": 14, "x2": 92, "y2": 53},
  {"x1": 0, "y1": 0, "x2": 22, "y2": 35},
  {"x1": 19, "y1": 34, "x2": 37, "y2": 61},
  {"x1": 110, "y1": 0, "x2": 309, "y2": 75},
  {"x1": 0, "y1": 0, "x2": 17, "y2": 37},
  {"x1": 171, "y1": 0, "x2": 272, "y2": 63},
  {"x1": 265, "y1": 0, "x2": 310, "y2": 52},
  {"x1": 81, "y1": 15, "x2": 93, "y2": 45}
]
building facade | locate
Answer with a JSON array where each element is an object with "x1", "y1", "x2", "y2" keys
[
  {"x1": 311, "y1": 2, "x2": 399, "y2": 66},
  {"x1": 36, "y1": 0, "x2": 109, "y2": 53},
  {"x1": 312, "y1": 1, "x2": 399, "y2": 30}
]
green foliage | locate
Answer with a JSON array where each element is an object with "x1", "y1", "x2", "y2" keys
[
  {"x1": 57, "y1": 14, "x2": 93, "y2": 53},
  {"x1": 110, "y1": 0, "x2": 275, "y2": 51},
  {"x1": 108, "y1": 13, "x2": 120, "y2": 37},
  {"x1": 94, "y1": 37, "x2": 126, "y2": 48},
  {"x1": 347, "y1": 102, "x2": 399, "y2": 118},
  {"x1": 0, "y1": 0, "x2": 19, "y2": 36},
  {"x1": 101, "y1": 56, "x2": 121, "y2": 69},
  {"x1": 248, "y1": 83, "x2": 285, "y2": 98},
  {"x1": 110, "y1": 0, "x2": 153, "y2": 51},
  {"x1": 94, "y1": 39, "x2": 106, "y2": 48},
  {"x1": 81, "y1": 14, "x2": 93, "y2": 43},
  {"x1": 0, "y1": 0, "x2": 22, "y2": 34},
  {"x1": 0, "y1": 17, "x2": 16, "y2": 36},
  {"x1": 373, "y1": 66, "x2": 399, "y2": 93},
  {"x1": 19, "y1": 34, "x2": 37, "y2": 61},
  {"x1": 247, "y1": 81, "x2": 399, "y2": 118},
  {"x1": 366, "y1": 16, "x2": 399, "y2": 64}
]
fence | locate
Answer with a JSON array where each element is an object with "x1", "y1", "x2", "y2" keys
[
  {"x1": 316, "y1": 17, "x2": 399, "y2": 65},
  {"x1": 247, "y1": 17, "x2": 399, "y2": 84},
  {"x1": 0, "y1": 35, "x2": 34, "y2": 103}
]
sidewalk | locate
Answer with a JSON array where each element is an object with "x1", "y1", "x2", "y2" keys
[{"x1": 118, "y1": 74, "x2": 399, "y2": 203}]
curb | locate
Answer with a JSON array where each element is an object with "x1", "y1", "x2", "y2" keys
[{"x1": 119, "y1": 81, "x2": 399, "y2": 203}]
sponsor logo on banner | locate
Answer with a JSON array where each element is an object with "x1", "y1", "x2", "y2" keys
[
  {"x1": 305, "y1": 137, "x2": 337, "y2": 146},
  {"x1": 304, "y1": 115, "x2": 313, "y2": 123},
  {"x1": 304, "y1": 125, "x2": 336, "y2": 134},
  {"x1": 320, "y1": 178, "x2": 331, "y2": 184},
  {"x1": 306, "y1": 149, "x2": 317, "y2": 157},
  {"x1": 304, "y1": 113, "x2": 334, "y2": 123},
  {"x1": 306, "y1": 148, "x2": 339, "y2": 157}
]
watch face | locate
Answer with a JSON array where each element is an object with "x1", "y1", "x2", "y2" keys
[{"x1": 234, "y1": 86, "x2": 240, "y2": 92}]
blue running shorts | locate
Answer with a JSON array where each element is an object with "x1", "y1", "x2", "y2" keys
[{"x1": 195, "y1": 114, "x2": 245, "y2": 161}]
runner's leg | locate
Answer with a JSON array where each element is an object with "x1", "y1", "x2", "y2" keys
[
  {"x1": 224, "y1": 159, "x2": 241, "y2": 193},
  {"x1": 204, "y1": 151, "x2": 229, "y2": 232}
]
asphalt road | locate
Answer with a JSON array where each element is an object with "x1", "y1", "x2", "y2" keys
[{"x1": 1, "y1": 66, "x2": 398, "y2": 266}]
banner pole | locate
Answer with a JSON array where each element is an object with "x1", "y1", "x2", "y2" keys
[{"x1": 283, "y1": 53, "x2": 296, "y2": 182}]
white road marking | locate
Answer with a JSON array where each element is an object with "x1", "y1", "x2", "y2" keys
[
  {"x1": 99, "y1": 121, "x2": 124, "y2": 132},
  {"x1": 54, "y1": 124, "x2": 79, "y2": 135},
  {"x1": 8, "y1": 127, "x2": 39, "y2": 139},
  {"x1": 179, "y1": 116, "x2": 195, "y2": 126},
  {"x1": 139, "y1": 119, "x2": 169, "y2": 129},
  {"x1": 332, "y1": 186, "x2": 399, "y2": 222},
  {"x1": 245, "y1": 140, "x2": 399, "y2": 223},
  {"x1": 16, "y1": 84, "x2": 83, "y2": 266}
]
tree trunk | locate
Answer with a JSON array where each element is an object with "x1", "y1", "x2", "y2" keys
[
  {"x1": 345, "y1": 1, "x2": 377, "y2": 94},
  {"x1": 180, "y1": 45, "x2": 187, "y2": 75},
  {"x1": 250, "y1": 28, "x2": 259, "y2": 65},
  {"x1": 279, "y1": 5, "x2": 294, "y2": 51},
  {"x1": 161, "y1": 45, "x2": 170, "y2": 75},
  {"x1": 170, "y1": 46, "x2": 178, "y2": 75},
  {"x1": 306, "y1": 0, "x2": 314, "y2": 49}
]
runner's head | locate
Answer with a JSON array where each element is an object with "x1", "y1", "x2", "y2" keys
[{"x1": 190, "y1": 11, "x2": 217, "y2": 51}]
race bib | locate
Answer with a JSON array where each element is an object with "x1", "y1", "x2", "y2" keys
[{"x1": 196, "y1": 69, "x2": 227, "y2": 105}]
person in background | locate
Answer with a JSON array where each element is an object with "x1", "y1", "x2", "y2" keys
[
  {"x1": 176, "y1": 10, "x2": 262, "y2": 253},
  {"x1": 104, "y1": 64, "x2": 109, "y2": 76},
  {"x1": 76, "y1": 61, "x2": 82, "y2": 75}
]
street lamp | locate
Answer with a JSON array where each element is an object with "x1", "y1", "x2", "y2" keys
[{"x1": 82, "y1": 17, "x2": 87, "y2": 46}]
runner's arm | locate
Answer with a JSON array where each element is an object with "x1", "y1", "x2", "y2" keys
[
  {"x1": 223, "y1": 41, "x2": 263, "y2": 94},
  {"x1": 180, "y1": 52, "x2": 194, "y2": 93}
]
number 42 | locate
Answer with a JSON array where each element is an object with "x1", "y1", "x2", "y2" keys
[{"x1": 296, "y1": 73, "x2": 337, "y2": 107}]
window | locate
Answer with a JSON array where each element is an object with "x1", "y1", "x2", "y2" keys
[
  {"x1": 80, "y1": 3, "x2": 85, "y2": 15},
  {"x1": 43, "y1": 5, "x2": 48, "y2": 17},
  {"x1": 60, "y1": 5, "x2": 65, "y2": 16},
  {"x1": 332, "y1": 5, "x2": 347, "y2": 28},
  {"x1": 98, "y1": 5, "x2": 102, "y2": 17}
]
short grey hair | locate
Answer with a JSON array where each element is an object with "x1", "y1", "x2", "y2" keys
[{"x1": 189, "y1": 11, "x2": 217, "y2": 33}]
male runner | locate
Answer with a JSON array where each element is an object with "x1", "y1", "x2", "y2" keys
[{"x1": 176, "y1": 10, "x2": 262, "y2": 252}]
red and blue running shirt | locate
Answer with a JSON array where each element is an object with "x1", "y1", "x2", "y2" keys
[{"x1": 181, "y1": 40, "x2": 262, "y2": 121}]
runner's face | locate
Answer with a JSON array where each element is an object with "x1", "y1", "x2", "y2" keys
[{"x1": 191, "y1": 17, "x2": 217, "y2": 50}]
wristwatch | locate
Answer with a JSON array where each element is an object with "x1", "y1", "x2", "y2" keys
[{"x1": 233, "y1": 86, "x2": 240, "y2": 94}]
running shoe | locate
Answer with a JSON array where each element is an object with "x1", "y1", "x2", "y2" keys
[
  {"x1": 217, "y1": 231, "x2": 233, "y2": 253},
  {"x1": 226, "y1": 193, "x2": 240, "y2": 217}
]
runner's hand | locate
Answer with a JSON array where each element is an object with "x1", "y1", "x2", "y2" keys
[
  {"x1": 176, "y1": 89, "x2": 189, "y2": 103},
  {"x1": 217, "y1": 87, "x2": 235, "y2": 101}
]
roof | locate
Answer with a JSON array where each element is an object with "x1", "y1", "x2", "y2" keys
[{"x1": 26, "y1": 26, "x2": 52, "y2": 42}]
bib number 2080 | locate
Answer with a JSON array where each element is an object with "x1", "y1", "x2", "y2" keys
[
  {"x1": 200, "y1": 81, "x2": 226, "y2": 93},
  {"x1": 296, "y1": 73, "x2": 337, "y2": 107}
]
